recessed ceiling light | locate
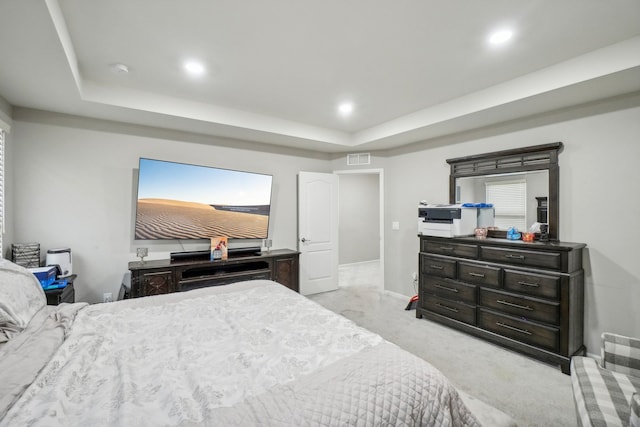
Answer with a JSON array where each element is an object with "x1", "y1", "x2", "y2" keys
[
  {"x1": 183, "y1": 60, "x2": 205, "y2": 76},
  {"x1": 338, "y1": 102, "x2": 354, "y2": 116},
  {"x1": 488, "y1": 29, "x2": 514, "y2": 45}
]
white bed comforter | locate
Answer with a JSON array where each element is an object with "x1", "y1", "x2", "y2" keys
[{"x1": 0, "y1": 280, "x2": 479, "y2": 427}]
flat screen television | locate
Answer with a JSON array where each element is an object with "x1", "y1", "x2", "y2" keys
[{"x1": 134, "y1": 158, "x2": 273, "y2": 240}]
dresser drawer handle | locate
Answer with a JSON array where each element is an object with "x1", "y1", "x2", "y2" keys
[
  {"x1": 439, "y1": 246, "x2": 454, "y2": 251},
  {"x1": 429, "y1": 265, "x2": 444, "y2": 270},
  {"x1": 496, "y1": 321, "x2": 532, "y2": 335},
  {"x1": 496, "y1": 299, "x2": 533, "y2": 311},
  {"x1": 435, "y1": 302, "x2": 459, "y2": 313},
  {"x1": 435, "y1": 284, "x2": 459, "y2": 293},
  {"x1": 468, "y1": 272, "x2": 485, "y2": 278},
  {"x1": 505, "y1": 254, "x2": 525, "y2": 260},
  {"x1": 517, "y1": 281, "x2": 540, "y2": 288}
]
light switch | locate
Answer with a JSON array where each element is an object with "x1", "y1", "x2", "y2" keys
[{"x1": 392, "y1": 221, "x2": 400, "y2": 230}]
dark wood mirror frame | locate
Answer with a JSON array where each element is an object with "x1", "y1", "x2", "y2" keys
[{"x1": 447, "y1": 142, "x2": 562, "y2": 241}]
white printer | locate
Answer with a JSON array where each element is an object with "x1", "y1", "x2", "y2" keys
[{"x1": 418, "y1": 203, "x2": 494, "y2": 237}]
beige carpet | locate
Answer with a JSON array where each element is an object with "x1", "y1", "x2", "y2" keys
[{"x1": 309, "y1": 285, "x2": 576, "y2": 427}]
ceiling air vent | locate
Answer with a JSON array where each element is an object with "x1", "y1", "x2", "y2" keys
[{"x1": 347, "y1": 153, "x2": 371, "y2": 166}]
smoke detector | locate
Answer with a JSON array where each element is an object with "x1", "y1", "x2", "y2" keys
[{"x1": 110, "y1": 63, "x2": 130, "y2": 74}]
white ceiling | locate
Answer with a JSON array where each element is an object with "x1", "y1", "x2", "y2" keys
[{"x1": 0, "y1": 0, "x2": 639, "y2": 153}]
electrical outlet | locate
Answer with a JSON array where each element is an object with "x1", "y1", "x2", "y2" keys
[{"x1": 103, "y1": 292, "x2": 113, "y2": 303}]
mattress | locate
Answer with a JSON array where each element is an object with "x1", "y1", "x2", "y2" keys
[{"x1": 1, "y1": 279, "x2": 483, "y2": 426}]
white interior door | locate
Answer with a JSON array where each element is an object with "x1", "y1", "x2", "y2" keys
[{"x1": 297, "y1": 172, "x2": 339, "y2": 295}]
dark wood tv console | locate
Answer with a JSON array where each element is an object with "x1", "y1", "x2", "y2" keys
[{"x1": 128, "y1": 249, "x2": 299, "y2": 298}]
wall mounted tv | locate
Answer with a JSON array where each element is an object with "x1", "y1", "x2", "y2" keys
[{"x1": 135, "y1": 158, "x2": 273, "y2": 240}]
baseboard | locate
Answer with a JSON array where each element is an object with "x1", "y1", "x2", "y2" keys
[
  {"x1": 586, "y1": 351, "x2": 601, "y2": 361},
  {"x1": 339, "y1": 259, "x2": 380, "y2": 268},
  {"x1": 383, "y1": 289, "x2": 412, "y2": 301}
]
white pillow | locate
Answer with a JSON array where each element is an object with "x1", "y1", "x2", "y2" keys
[{"x1": 0, "y1": 259, "x2": 46, "y2": 340}]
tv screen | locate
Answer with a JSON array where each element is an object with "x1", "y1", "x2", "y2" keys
[{"x1": 135, "y1": 158, "x2": 272, "y2": 240}]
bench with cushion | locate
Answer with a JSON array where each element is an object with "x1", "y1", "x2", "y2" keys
[{"x1": 571, "y1": 332, "x2": 640, "y2": 426}]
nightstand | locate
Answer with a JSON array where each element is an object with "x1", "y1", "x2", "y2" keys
[{"x1": 45, "y1": 274, "x2": 76, "y2": 305}]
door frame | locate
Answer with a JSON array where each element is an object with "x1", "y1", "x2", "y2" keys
[{"x1": 333, "y1": 168, "x2": 384, "y2": 290}]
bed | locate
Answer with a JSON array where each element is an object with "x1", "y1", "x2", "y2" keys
[{"x1": 1, "y1": 258, "x2": 495, "y2": 426}]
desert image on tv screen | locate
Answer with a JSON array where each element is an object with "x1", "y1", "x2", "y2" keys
[{"x1": 135, "y1": 159, "x2": 272, "y2": 240}]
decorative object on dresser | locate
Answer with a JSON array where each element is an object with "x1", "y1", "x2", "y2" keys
[
  {"x1": 417, "y1": 142, "x2": 586, "y2": 374},
  {"x1": 136, "y1": 247, "x2": 148, "y2": 264},
  {"x1": 128, "y1": 248, "x2": 299, "y2": 297}
]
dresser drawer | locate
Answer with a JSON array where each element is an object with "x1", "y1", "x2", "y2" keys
[
  {"x1": 458, "y1": 262, "x2": 501, "y2": 288},
  {"x1": 478, "y1": 309, "x2": 560, "y2": 352},
  {"x1": 421, "y1": 255, "x2": 456, "y2": 279},
  {"x1": 504, "y1": 269, "x2": 560, "y2": 300},
  {"x1": 178, "y1": 270, "x2": 271, "y2": 292},
  {"x1": 421, "y1": 239, "x2": 478, "y2": 258},
  {"x1": 480, "y1": 246, "x2": 561, "y2": 270},
  {"x1": 422, "y1": 295, "x2": 476, "y2": 325},
  {"x1": 423, "y1": 276, "x2": 476, "y2": 304},
  {"x1": 479, "y1": 288, "x2": 560, "y2": 325}
]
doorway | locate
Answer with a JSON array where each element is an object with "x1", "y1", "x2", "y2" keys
[{"x1": 334, "y1": 169, "x2": 384, "y2": 290}]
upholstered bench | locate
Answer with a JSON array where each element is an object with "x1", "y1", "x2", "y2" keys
[{"x1": 571, "y1": 333, "x2": 640, "y2": 427}]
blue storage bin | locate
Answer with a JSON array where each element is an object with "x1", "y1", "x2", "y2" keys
[{"x1": 28, "y1": 266, "x2": 57, "y2": 288}]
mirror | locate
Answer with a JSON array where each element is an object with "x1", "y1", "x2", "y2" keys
[
  {"x1": 455, "y1": 171, "x2": 548, "y2": 231},
  {"x1": 447, "y1": 143, "x2": 562, "y2": 240}
]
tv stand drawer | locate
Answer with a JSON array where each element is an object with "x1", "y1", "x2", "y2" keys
[
  {"x1": 178, "y1": 269, "x2": 271, "y2": 292},
  {"x1": 179, "y1": 261, "x2": 270, "y2": 280}
]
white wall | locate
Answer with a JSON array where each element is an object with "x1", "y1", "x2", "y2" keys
[
  {"x1": 1, "y1": 120, "x2": 14, "y2": 259},
  {"x1": 10, "y1": 114, "x2": 330, "y2": 303},
  {"x1": 338, "y1": 173, "x2": 380, "y2": 264},
  {"x1": 7, "y1": 99, "x2": 640, "y2": 356},
  {"x1": 383, "y1": 102, "x2": 640, "y2": 354},
  {"x1": 0, "y1": 95, "x2": 12, "y2": 258}
]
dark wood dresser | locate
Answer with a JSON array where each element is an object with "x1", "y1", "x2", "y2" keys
[
  {"x1": 417, "y1": 235, "x2": 585, "y2": 374},
  {"x1": 128, "y1": 249, "x2": 299, "y2": 298}
]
